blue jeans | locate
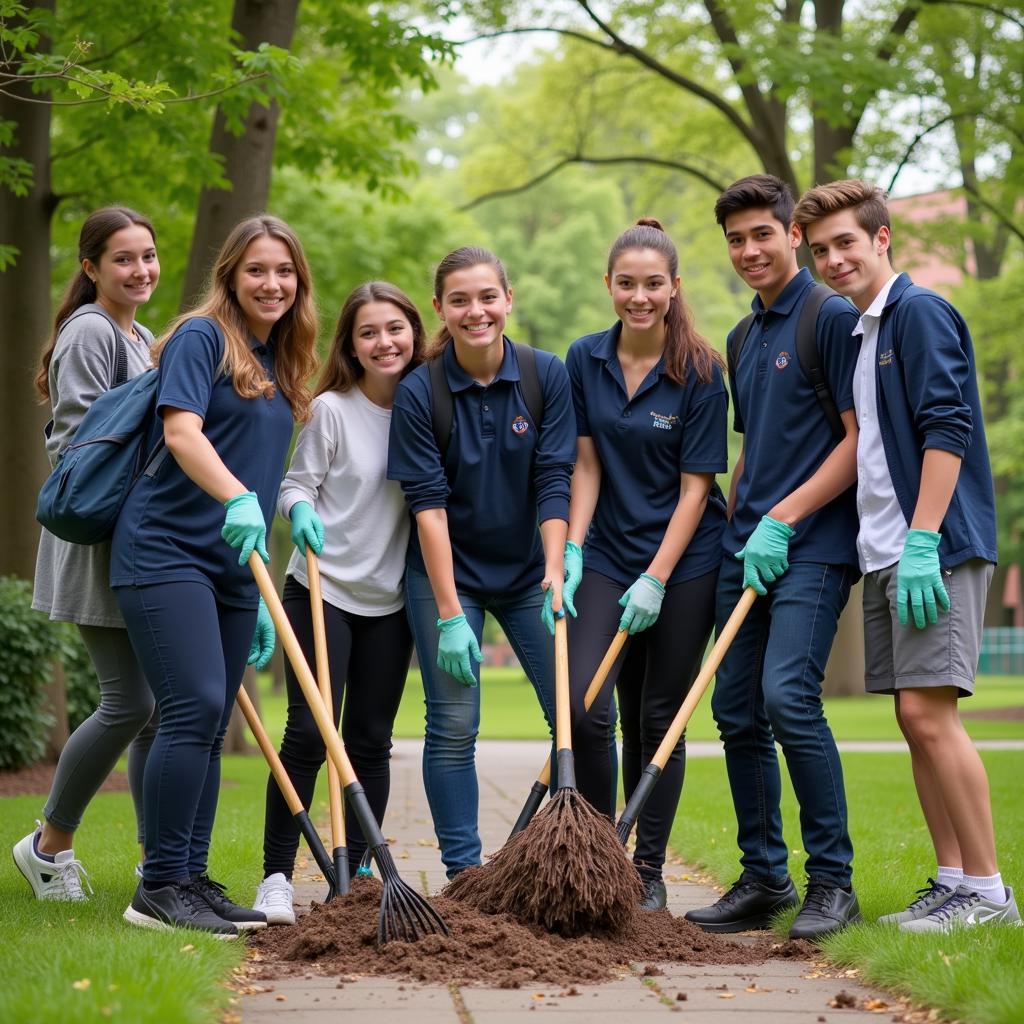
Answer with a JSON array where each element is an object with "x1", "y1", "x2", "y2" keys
[
  {"x1": 711, "y1": 557, "x2": 854, "y2": 888},
  {"x1": 405, "y1": 565, "x2": 556, "y2": 877},
  {"x1": 116, "y1": 581, "x2": 255, "y2": 883}
]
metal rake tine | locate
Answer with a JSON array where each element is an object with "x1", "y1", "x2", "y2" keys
[{"x1": 397, "y1": 880, "x2": 444, "y2": 938}]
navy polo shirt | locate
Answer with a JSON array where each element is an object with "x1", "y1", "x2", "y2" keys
[
  {"x1": 387, "y1": 337, "x2": 576, "y2": 596},
  {"x1": 723, "y1": 268, "x2": 860, "y2": 567},
  {"x1": 111, "y1": 316, "x2": 294, "y2": 607},
  {"x1": 566, "y1": 323, "x2": 728, "y2": 587}
]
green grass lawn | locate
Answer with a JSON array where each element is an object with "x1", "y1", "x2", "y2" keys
[
  {"x1": 257, "y1": 668, "x2": 1024, "y2": 743},
  {"x1": 669, "y1": 750, "x2": 1024, "y2": 1024},
  {"x1": 0, "y1": 756, "x2": 270, "y2": 1024}
]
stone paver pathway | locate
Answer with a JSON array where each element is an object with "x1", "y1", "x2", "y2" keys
[{"x1": 239, "y1": 739, "x2": 912, "y2": 1023}]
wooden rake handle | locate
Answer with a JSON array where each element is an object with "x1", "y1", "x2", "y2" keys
[
  {"x1": 250, "y1": 553, "x2": 359, "y2": 789},
  {"x1": 537, "y1": 628, "x2": 626, "y2": 788},
  {"x1": 554, "y1": 613, "x2": 571, "y2": 751},
  {"x1": 307, "y1": 552, "x2": 346, "y2": 849},
  {"x1": 236, "y1": 686, "x2": 305, "y2": 815},
  {"x1": 648, "y1": 586, "x2": 757, "y2": 772}
]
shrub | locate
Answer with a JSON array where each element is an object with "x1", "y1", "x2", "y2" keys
[{"x1": 0, "y1": 576, "x2": 62, "y2": 771}]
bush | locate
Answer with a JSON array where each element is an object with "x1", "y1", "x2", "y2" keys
[
  {"x1": 62, "y1": 629, "x2": 101, "y2": 733},
  {"x1": 0, "y1": 576, "x2": 63, "y2": 771}
]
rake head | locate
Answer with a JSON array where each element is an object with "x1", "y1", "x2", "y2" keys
[{"x1": 372, "y1": 842, "x2": 449, "y2": 946}]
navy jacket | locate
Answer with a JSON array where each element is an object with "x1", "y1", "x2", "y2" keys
[{"x1": 872, "y1": 274, "x2": 996, "y2": 568}]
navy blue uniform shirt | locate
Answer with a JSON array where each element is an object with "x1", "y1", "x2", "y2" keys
[
  {"x1": 111, "y1": 316, "x2": 294, "y2": 607},
  {"x1": 566, "y1": 322, "x2": 728, "y2": 587},
  {"x1": 870, "y1": 274, "x2": 996, "y2": 568},
  {"x1": 724, "y1": 268, "x2": 860, "y2": 567},
  {"x1": 387, "y1": 337, "x2": 576, "y2": 595}
]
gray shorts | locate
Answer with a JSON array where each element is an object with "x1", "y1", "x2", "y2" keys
[{"x1": 863, "y1": 558, "x2": 993, "y2": 698}]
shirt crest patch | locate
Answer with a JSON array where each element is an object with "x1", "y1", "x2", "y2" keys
[
  {"x1": 775, "y1": 351, "x2": 790, "y2": 370},
  {"x1": 511, "y1": 415, "x2": 529, "y2": 435},
  {"x1": 649, "y1": 411, "x2": 678, "y2": 431},
  {"x1": 878, "y1": 348, "x2": 894, "y2": 366}
]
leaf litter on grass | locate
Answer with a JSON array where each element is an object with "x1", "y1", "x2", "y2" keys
[{"x1": 249, "y1": 877, "x2": 814, "y2": 988}]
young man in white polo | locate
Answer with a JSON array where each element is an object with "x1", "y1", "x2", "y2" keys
[{"x1": 796, "y1": 179, "x2": 1018, "y2": 931}]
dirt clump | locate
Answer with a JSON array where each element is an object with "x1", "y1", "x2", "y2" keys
[{"x1": 249, "y1": 877, "x2": 813, "y2": 988}]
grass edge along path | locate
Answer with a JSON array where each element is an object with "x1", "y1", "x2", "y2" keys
[{"x1": 669, "y1": 750, "x2": 1024, "y2": 1024}]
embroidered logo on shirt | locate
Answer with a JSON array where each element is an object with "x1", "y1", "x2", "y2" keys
[
  {"x1": 775, "y1": 351, "x2": 790, "y2": 370},
  {"x1": 878, "y1": 348, "x2": 894, "y2": 366},
  {"x1": 511, "y1": 415, "x2": 530, "y2": 435},
  {"x1": 650, "y1": 412, "x2": 678, "y2": 431}
]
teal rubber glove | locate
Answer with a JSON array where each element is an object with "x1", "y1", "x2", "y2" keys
[
  {"x1": 436, "y1": 614, "x2": 482, "y2": 687},
  {"x1": 222, "y1": 491, "x2": 269, "y2": 566},
  {"x1": 896, "y1": 529, "x2": 950, "y2": 629},
  {"x1": 562, "y1": 541, "x2": 583, "y2": 617},
  {"x1": 618, "y1": 573, "x2": 665, "y2": 635},
  {"x1": 735, "y1": 515, "x2": 795, "y2": 596},
  {"x1": 541, "y1": 542, "x2": 583, "y2": 636},
  {"x1": 248, "y1": 598, "x2": 275, "y2": 670},
  {"x1": 290, "y1": 500, "x2": 324, "y2": 557}
]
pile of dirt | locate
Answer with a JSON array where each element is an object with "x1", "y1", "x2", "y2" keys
[{"x1": 249, "y1": 878, "x2": 813, "y2": 988}]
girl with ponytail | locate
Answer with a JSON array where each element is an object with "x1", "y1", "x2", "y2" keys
[
  {"x1": 561, "y1": 218, "x2": 728, "y2": 908},
  {"x1": 18, "y1": 208, "x2": 161, "y2": 903}
]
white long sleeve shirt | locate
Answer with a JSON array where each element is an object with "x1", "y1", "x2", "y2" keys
[{"x1": 278, "y1": 387, "x2": 410, "y2": 616}]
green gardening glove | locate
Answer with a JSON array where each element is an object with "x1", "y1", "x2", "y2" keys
[
  {"x1": 436, "y1": 614, "x2": 483, "y2": 687},
  {"x1": 541, "y1": 542, "x2": 582, "y2": 635},
  {"x1": 618, "y1": 573, "x2": 665, "y2": 635},
  {"x1": 248, "y1": 598, "x2": 276, "y2": 670},
  {"x1": 735, "y1": 515, "x2": 795, "y2": 596},
  {"x1": 289, "y1": 500, "x2": 325, "y2": 557},
  {"x1": 222, "y1": 491, "x2": 269, "y2": 566},
  {"x1": 896, "y1": 529, "x2": 950, "y2": 629}
]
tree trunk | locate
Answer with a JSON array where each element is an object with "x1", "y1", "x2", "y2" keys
[
  {"x1": 822, "y1": 580, "x2": 865, "y2": 697},
  {"x1": 41, "y1": 659, "x2": 70, "y2": 761},
  {"x1": 180, "y1": 0, "x2": 301, "y2": 308},
  {"x1": 0, "y1": 0, "x2": 56, "y2": 580},
  {"x1": 223, "y1": 665, "x2": 262, "y2": 754}
]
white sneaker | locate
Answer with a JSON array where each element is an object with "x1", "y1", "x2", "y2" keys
[
  {"x1": 253, "y1": 872, "x2": 295, "y2": 925},
  {"x1": 900, "y1": 884, "x2": 1023, "y2": 932},
  {"x1": 12, "y1": 822, "x2": 92, "y2": 901}
]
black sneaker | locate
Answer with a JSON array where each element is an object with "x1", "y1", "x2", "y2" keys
[
  {"x1": 684, "y1": 876, "x2": 799, "y2": 932},
  {"x1": 640, "y1": 876, "x2": 667, "y2": 910},
  {"x1": 192, "y1": 874, "x2": 267, "y2": 931},
  {"x1": 123, "y1": 880, "x2": 238, "y2": 939},
  {"x1": 788, "y1": 881, "x2": 862, "y2": 940}
]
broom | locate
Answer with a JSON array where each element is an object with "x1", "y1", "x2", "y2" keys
[
  {"x1": 509, "y1": 628, "x2": 628, "y2": 838},
  {"x1": 445, "y1": 609, "x2": 641, "y2": 935},
  {"x1": 306, "y1": 551, "x2": 350, "y2": 898},
  {"x1": 235, "y1": 687, "x2": 338, "y2": 901},
  {"x1": 249, "y1": 554, "x2": 447, "y2": 945},
  {"x1": 616, "y1": 587, "x2": 757, "y2": 844}
]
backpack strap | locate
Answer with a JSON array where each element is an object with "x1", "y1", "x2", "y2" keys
[
  {"x1": 726, "y1": 312, "x2": 757, "y2": 382},
  {"x1": 59, "y1": 305, "x2": 130, "y2": 387},
  {"x1": 429, "y1": 342, "x2": 545, "y2": 465},
  {"x1": 795, "y1": 284, "x2": 846, "y2": 443}
]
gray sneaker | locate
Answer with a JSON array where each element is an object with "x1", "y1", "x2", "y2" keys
[
  {"x1": 900, "y1": 884, "x2": 1022, "y2": 933},
  {"x1": 878, "y1": 877, "x2": 955, "y2": 925}
]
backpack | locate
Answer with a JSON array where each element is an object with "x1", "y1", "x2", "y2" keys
[
  {"x1": 428, "y1": 341, "x2": 544, "y2": 462},
  {"x1": 727, "y1": 283, "x2": 846, "y2": 442},
  {"x1": 36, "y1": 368, "x2": 170, "y2": 545}
]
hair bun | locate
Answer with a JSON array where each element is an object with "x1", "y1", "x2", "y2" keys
[{"x1": 635, "y1": 216, "x2": 665, "y2": 231}]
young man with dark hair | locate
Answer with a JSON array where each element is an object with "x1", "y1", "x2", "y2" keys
[
  {"x1": 685, "y1": 174, "x2": 862, "y2": 940},
  {"x1": 795, "y1": 179, "x2": 1018, "y2": 931}
]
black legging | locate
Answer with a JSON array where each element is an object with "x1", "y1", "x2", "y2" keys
[
  {"x1": 569, "y1": 567, "x2": 718, "y2": 875},
  {"x1": 263, "y1": 576, "x2": 412, "y2": 878}
]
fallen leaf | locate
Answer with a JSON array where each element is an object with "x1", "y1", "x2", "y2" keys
[
  {"x1": 72, "y1": 979, "x2": 91, "y2": 991},
  {"x1": 275, "y1": 995, "x2": 287, "y2": 1002},
  {"x1": 180, "y1": 944, "x2": 195, "y2": 953},
  {"x1": 745, "y1": 985, "x2": 759, "y2": 993},
  {"x1": 718, "y1": 992, "x2": 736, "y2": 1000}
]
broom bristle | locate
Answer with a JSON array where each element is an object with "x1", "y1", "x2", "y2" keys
[{"x1": 445, "y1": 788, "x2": 641, "y2": 935}]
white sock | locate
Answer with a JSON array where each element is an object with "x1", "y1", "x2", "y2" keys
[
  {"x1": 962, "y1": 872, "x2": 1006, "y2": 903},
  {"x1": 936, "y1": 865, "x2": 963, "y2": 890}
]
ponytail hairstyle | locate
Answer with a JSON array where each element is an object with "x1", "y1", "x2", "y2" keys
[
  {"x1": 607, "y1": 217, "x2": 723, "y2": 386},
  {"x1": 36, "y1": 206, "x2": 156, "y2": 401},
  {"x1": 427, "y1": 245, "x2": 510, "y2": 359},
  {"x1": 154, "y1": 215, "x2": 319, "y2": 423},
  {"x1": 315, "y1": 280, "x2": 425, "y2": 396}
]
